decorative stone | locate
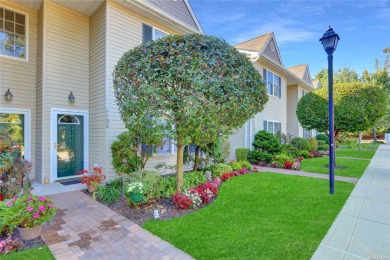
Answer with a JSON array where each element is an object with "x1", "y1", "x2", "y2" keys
[{"x1": 205, "y1": 171, "x2": 212, "y2": 181}]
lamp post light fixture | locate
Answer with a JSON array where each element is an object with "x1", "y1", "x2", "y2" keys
[
  {"x1": 68, "y1": 91, "x2": 75, "y2": 103},
  {"x1": 319, "y1": 26, "x2": 340, "y2": 194},
  {"x1": 5, "y1": 88, "x2": 13, "y2": 102}
]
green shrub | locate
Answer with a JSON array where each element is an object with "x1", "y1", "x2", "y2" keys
[
  {"x1": 202, "y1": 135, "x2": 231, "y2": 163},
  {"x1": 252, "y1": 130, "x2": 282, "y2": 154},
  {"x1": 95, "y1": 185, "x2": 121, "y2": 205},
  {"x1": 230, "y1": 161, "x2": 242, "y2": 171},
  {"x1": 108, "y1": 178, "x2": 123, "y2": 190},
  {"x1": 248, "y1": 150, "x2": 273, "y2": 164},
  {"x1": 238, "y1": 160, "x2": 252, "y2": 171},
  {"x1": 290, "y1": 137, "x2": 311, "y2": 151},
  {"x1": 298, "y1": 150, "x2": 311, "y2": 158},
  {"x1": 273, "y1": 153, "x2": 294, "y2": 165},
  {"x1": 183, "y1": 171, "x2": 206, "y2": 190},
  {"x1": 207, "y1": 163, "x2": 233, "y2": 178},
  {"x1": 159, "y1": 176, "x2": 177, "y2": 197},
  {"x1": 307, "y1": 137, "x2": 318, "y2": 151},
  {"x1": 316, "y1": 134, "x2": 329, "y2": 144},
  {"x1": 235, "y1": 148, "x2": 250, "y2": 161},
  {"x1": 141, "y1": 170, "x2": 162, "y2": 202},
  {"x1": 344, "y1": 138, "x2": 358, "y2": 149},
  {"x1": 111, "y1": 131, "x2": 142, "y2": 174},
  {"x1": 281, "y1": 144, "x2": 299, "y2": 158}
]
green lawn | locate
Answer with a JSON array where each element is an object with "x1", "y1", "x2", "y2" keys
[
  {"x1": 301, "y1": 157, "x2": 370, "y2": 178},
  {"x1": 144, "y1": 173, "x2": 354, "y2": 259},
  {"x1": 1, "y1": 247, "x2": 54, "y2": 260},
  {"x1": 336, "y1": 144, "x2": 379, "y2": 159}
]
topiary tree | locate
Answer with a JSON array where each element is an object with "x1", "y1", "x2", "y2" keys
[
  {"x1": 113, "y1": 34, "x2": 268, "y2": 190},
  {"x1": 297, "y1": 82, "x2": 387, "y2": 138}
]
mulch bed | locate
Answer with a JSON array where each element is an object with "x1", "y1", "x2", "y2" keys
[{"x1": 83, "y1": 190, "x2": 210, "y2": 226}]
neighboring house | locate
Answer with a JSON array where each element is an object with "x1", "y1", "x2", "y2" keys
[
  {"x1": 229, "y1": 33, "x2": 315, "y2": 159},
  {"x1": 0, "y1": 0, "x2": 203, "y2": 183}
]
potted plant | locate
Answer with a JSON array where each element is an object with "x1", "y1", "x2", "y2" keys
[
  {"x1": 2, "y1": 195, "x2": 56, "y2": 240},
  {"x1": 78, "y1": 167, "x2": 106, "y2": 192},
  {"x1": 126, "y1": 182, "x2": 145, "y2": 202}
]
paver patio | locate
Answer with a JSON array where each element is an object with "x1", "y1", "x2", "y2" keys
[
  {"x1": 312, "y1": 144, "x2": 390, "y2": 259},
  {"x1": 41, "y1": 191, "x2": 193, "y2": 260}
]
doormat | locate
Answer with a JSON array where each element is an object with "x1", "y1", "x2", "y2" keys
[{"x1": 59, "y1": 179, "x2": 81, "y2": 186}]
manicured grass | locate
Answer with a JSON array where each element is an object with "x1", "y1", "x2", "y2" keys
[
  {"x1": 1, "y1": 246, "x2": 54, "y2": 260},
  {"x1": 301, "y1": 157, "x2": 370, "y2": 178},
  {"x1": 144, "y1": 173, "x2": 354, "y2": 259},
  {"x1": 335, "y1": 144, "x2": 379, "y2": 159}
]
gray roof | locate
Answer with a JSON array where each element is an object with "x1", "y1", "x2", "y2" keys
[{"x1": 144, "y1": 0, "x2": 202, "y2": 32}]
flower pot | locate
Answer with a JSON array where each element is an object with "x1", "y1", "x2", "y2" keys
[
  {"x1": 87, "y1": 184, "x2": 96, "y2": 193},
  {"x1": 130, "y1": 192, "x2": 143, "y2": 202},
  {"x1": 17, "y1": 225, "x2": 43, "y2": 240}
]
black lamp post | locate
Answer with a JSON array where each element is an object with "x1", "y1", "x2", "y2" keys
[{"x1": 319, "y1": 26, "x2": 340, "y2": 194}]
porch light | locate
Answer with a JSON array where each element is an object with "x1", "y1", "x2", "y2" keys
[
  {"x1": 68, "y1": 91, "x2": 75, "y2": 103},
  {"x1": 5, "y1": 88, "x2": 13, "y2": 102},
  {"x1": 319, "y1": 26, "x2": 340, "y2": 54}
]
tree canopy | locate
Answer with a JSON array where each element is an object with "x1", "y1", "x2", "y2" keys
[
  {"x1": 296, "y1": 82, "x2": 387, "y2": 136},
  {"x1": 113, "y1": 34, "x2": 268, "y2": 189},
  {"x1": 314, "y1": 67, "x2": 359, "y2": 88}
]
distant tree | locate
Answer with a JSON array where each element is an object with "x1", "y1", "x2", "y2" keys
[
  {"x1": 113, "y1": 34, "x2": 268, "y2": 190},
  {"x1": 362, "y1": 47, "x2": 390, "y2": 141},
  {"x1": 314, "y1": 69, "x2": 328, "y2": 88},
  {"x1": 334, "y1": 67, "x2": 359, "y2": 84},
  {"x1": 297, "y1": 82, "x2": 387, "y2": 139}
]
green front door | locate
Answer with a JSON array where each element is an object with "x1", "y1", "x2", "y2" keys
[{"x1": 57, "y1": 115, "x2": 84, "y2": 178}]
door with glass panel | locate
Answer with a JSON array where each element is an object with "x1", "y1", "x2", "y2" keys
[{"x1": 56, "y1": 114, "x2": 84, "y2": 178}]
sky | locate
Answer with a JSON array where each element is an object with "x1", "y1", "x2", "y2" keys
[{"x1": 189, "y1": 0, "x2": 390, "y2": 78}]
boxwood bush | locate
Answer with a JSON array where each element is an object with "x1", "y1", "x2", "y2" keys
[
  {"x1": 252, "y1": 130, "x2": 282, "y2": 154},
  {"x1": 316, "y1": 134, "x2": 329, "y2": 144},
  {"x1": 238, "y1": 160, "x2": 252, "y2": 170},
  {"x1": 248, "y1": 150, "x2": 273, "y2": 164},
  {"x1": 235, "y1": 148, "x2": 250, "y2": 161},
  {"x1": 230, "y1": 161, "x2": 242, "y2": 171},
  {"x1": 298, "y1": 150, "x2": 311, "y2": 158},
  {"x1": 207, "y1": 163, "x2": 233, "y2": 178},
  {"x1": 290, "y1": 137, "x2": 311, "y2": 151}
]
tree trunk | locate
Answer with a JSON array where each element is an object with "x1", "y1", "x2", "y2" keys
[
  {"x1": 176, "y1": 144, "x2": 184, "y2": 191},
  {"x1": 358, "y1": 132, "x2": 363, "y2": 151},
  {"x1": 193, "y1": 146, "x2": 200, "y2": 171},
  {"x1": 373, "y1": 128, "x2": 377, "y2": 144}
]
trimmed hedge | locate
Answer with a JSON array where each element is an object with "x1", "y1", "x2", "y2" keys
[
  {"x1": 207, "y1": 163, "x2": 233, "y2": 179},
  {"x1": 235, "y1": 148, "x2": 250, "y2": 161}
]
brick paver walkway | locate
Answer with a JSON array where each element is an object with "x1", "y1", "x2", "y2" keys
[{"x1": 41, "y1": 191, "x2": 193, "y2": 260}]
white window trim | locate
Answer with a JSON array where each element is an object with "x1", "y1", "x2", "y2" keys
[
  {"x1": 265, "y1": 120, "x2": 281, "y2": 135},
  {"x1": 264, "y1": 69, "x2": 281, "y2": 98},
  {"x1": 0, "y1": 5, "x2": 29, "y2": 62},
  {"x1": 0, "y1": 108, "x2": 31, "y2": 161},
  {"x1": 143, "y1": 22, "x2": 169, "y2": 41}
]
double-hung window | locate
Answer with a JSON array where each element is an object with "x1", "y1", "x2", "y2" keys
[
  {"x1": 263, "y1": 69, "x2": 281, "y2": 98},
  {"x1": 302, "y1": 90, "x2": 308, "y2": 97},
  {"x1": 142, "y1": 23, "x2": 168, "y2": 43},
  {"x1": 0, "y1": 7, "x2": 27, "y2": 59},
  {"x1": 263, "y1": 120, "x2": 282, "y2": 135}
]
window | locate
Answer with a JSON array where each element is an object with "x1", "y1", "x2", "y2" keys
[
  {"x1": 263, "y1": 120, "x2": 281, "y2": 135},
  {"x1": 303, "y1": 128, "x2": 312, "y2": 139},
  {"x1": 0, "y1": 7, "x2": 27, "y2": 59},
  {"x1": 0, "y1": 110, "x2": 30, "y2": 160},
  {"x1": 302, "y1": 90, "x2": 308, "y2": 97},
  {"x1": 142, "y1": 23, "x2": 168, "y2": 43},
  {"x1": 263, "y1": 69, "x2": 281, "y2": 98}
]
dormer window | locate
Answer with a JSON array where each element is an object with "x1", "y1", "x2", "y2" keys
[
  {"x1": 0, "y1": 7, "x2": 27, "y2": 59},
  {"x1": 142, "y1": 23, "x2": 168, "y2": 43}
]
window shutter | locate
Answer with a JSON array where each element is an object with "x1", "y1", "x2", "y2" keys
[
  {"x1": 278, "y1": 123, "x2": 282, "y2": 134},
  {"x1": 263, "y1": 69, "x2": 267, "y2": 83},
  {"x1": 263, "y1": 120, "x2": 268, "y2": 131},
  {"x1": 141, "y1": 143, "x2": 153, "y2": 156},
  {"x1": 278, "y1": 77, "x2": 282, "y2": 99},
  {"x1": 142, "y1": 24, "x2": 153, "y2": 43},
  {"x1": 302, "y1": 90, "x2": 304, "y2": 97}
]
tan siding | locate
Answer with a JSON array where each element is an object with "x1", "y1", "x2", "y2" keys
[
  {"x1": 287, "y1": 85, "x2": 299, "y2": 137},
  {"x1": 36, "y1": 4, "x2": 43, "y2": 182},
  {"x1": 263, "y1": 38, "x2": 282, "y2": 65},
  {"x1": 89, "y1": 3, "x2": 107, "y2": 174},
  {"x1": 105, "y1": 1, "x2": 180, "y2": 178},
  {"x1": 40, "y1": 0, "x2": 90, "y2": 180},
  {"x1": 0, "y1": 1, "x2": 38, "y2": 181}
]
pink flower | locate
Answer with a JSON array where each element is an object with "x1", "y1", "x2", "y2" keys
[
  {"x1": 27, "y1": 206, "x2": 34, "y2": 212},
  {"x1": 39, "y1": 206, "x2": 45, "y2": 211},
  {"x1": 33, "y1": 212, "x2": 39, "y2": 218},
  {"x1": 6, "y1": 201, "x2": 12, "y2": 207},
  {"x1": 27, "y1": 197, "x2": 31, "y2": 201},
  {"x1": 48, "y1": 204, "x2": 54, "y2": 208},
  {"x1": 39, "y1": 197, "x2": 46, "y2": 202},
  {"x1": 11, "y1": 198, "x2": 17, "y2": 201}
]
